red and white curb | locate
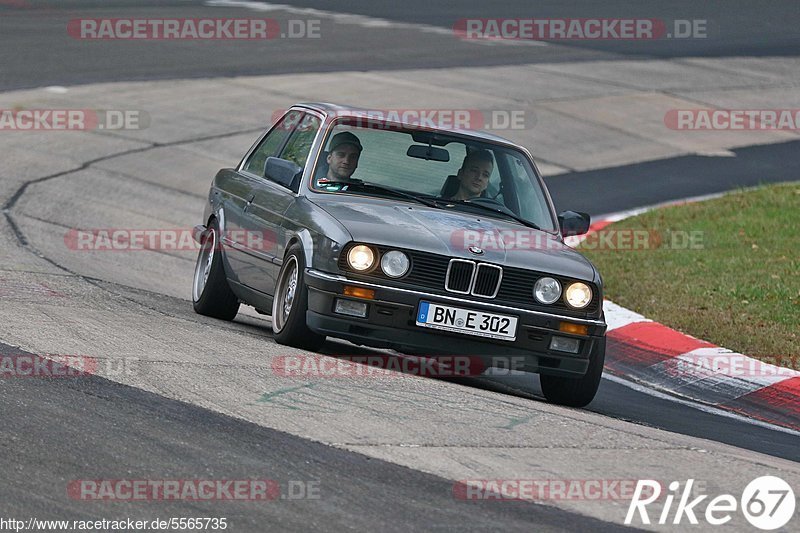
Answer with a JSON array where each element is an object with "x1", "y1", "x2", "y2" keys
[
  {"x1": 569, "y1": 200, "x2": 800, "y2": 433},
  {"x1": 603, "y1": 301, "x2": 800, "y2": 433}
]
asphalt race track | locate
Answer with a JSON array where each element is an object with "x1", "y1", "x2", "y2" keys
[
  {"x1": 1, "y1": 1, "x2": 799, "y2": 531},
  {"x1": 0, "y1": 342, "x2": 633, "y2": 532},
  {"x1": 3, "y1": 0, "x2": 800, "y2": 91}
]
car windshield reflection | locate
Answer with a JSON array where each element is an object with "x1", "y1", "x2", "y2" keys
[{"x1": 311, "y1": 123, "x2": 556, "y2": 232}]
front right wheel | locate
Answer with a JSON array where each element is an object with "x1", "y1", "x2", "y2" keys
[
  {"x1": 272, "y1": 243, "x2": 326, "y2": 351},
  {"x1": 540, "y1": 336, "x2": 605, "y2": 407}
]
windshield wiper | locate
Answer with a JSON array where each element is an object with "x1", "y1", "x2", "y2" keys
[
  {"x1": 445, "y1": 199, "x2": 542, "y2": 230},
  {"x1": 343, "y1": 182, "x2": 441, "y2": 209}
]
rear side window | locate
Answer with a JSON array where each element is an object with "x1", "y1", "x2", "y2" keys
[{"x1": 243, "y1": 110, "x2": 302, "y2": 176}]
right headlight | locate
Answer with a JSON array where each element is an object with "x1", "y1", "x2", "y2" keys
[
  {"x1": 565, "y1": 282, "x2": 592, "y2": 308},
  {"x1": 534, "y1": 277, "x2": 562, "y2": 304},
  {"x1": 347, "y1": 245, "x2": 375, "y2": 272}
]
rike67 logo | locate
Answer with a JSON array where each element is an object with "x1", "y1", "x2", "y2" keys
[{"x1": 625, "y1": 477, "x2": 795, "y2": 530}]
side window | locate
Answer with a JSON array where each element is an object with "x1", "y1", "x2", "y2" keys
[
  {"x1": 243, "y1": 110, "x2": 302, "y2": 176},
  {"x1": 279, "y1": 114, "x2": 321, "y2": 169},
  {"x1": 503, "y1": 152, "x2": 554, "y2": 230}
]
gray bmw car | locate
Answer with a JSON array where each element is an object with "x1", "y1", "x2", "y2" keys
[{"x1": 192, "y1": 103, "x2": 607, "y2": 407}]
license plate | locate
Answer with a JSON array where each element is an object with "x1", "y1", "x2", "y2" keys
[{"x1": 416, "y1": 301, "x2": 518, "y2": 341}]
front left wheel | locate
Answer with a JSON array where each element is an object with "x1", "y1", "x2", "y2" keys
[
  {"x1": 540, "y1": 336, "x2": 605, "y2": 407},
  {"x1": 192, "y1": 220, "x2": 240, "y2": 321},
  {"x1": 272, "y1": 243, "x2": 326, "y2": 351}
]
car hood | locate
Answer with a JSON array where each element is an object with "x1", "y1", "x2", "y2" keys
[{"x1": 310, "y1": 195, "x2": 597, "y2": 281}]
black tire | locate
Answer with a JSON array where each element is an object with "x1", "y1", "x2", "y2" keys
[
  {"x1": 540, "y1": 336, "x2": 605, "y2": 407},
  {"x1": 272, "y1": 243, "x2": 326, "y2": 351},
  {"x1": 192, "y1": 220, "x2": 240, "y2": 321}
]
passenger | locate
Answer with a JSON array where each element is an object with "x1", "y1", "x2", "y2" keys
[{"x1": 448, "y1": 149, "x2": 493, "y2": 200}]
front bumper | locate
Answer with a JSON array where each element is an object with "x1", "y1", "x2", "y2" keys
[{"x1": 304, "y1": 269, "x2": 606, "y2": 378}]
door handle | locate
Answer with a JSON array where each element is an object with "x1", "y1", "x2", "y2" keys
[{"x1": 243, "y1": 194, "x2": 255, "y2": 212}]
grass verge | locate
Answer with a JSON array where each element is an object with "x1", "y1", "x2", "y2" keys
[{"x1": 579, "y1": 182, "x2": 800, "y2": 360}]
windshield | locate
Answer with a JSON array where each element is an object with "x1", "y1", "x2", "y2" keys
[{"x1": 309, "y1": 121, "x2": 557, "y2": 231}]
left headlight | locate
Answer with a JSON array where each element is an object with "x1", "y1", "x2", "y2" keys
[
  {"x1": 347, "y1": 245, "x2": 375, "y2": 271},
  {"x1": 534, "y1": 277, "x2": 562, "y2": 304},
  {"x1": 565, "y1": 282, "x2": 592, "y2": 308},
  {"x1": 380, "y1": 250, "x2": 410, "y2": 278}
]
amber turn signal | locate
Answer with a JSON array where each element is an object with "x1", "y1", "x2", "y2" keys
[
  {"x1": 559, "y1": 322, "x2": 588, "y2": 336},
  {"x1": 343, "y1": 286, "x2": 375, "y2": 299}
]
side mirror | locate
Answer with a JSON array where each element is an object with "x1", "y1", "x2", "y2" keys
[
  {"x1": 264, "y1": 157, "x2": 303, "y2": 191},
  {"x1": 558, "y1": 210, "x2": 591, "y2": 237}
]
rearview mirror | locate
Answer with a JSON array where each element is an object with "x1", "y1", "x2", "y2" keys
[
  {"x1": 410, "y1": 131, "x2": 450, "y2": 146},
  {"x1": 558, "y1": 210, "x2": 591, "y2": 237},
  {"x1": 407, "y1": 144, "x2": 450, "y2": 162},
  {"x1": 264, "y1": 157, "x2": 303, "y2": 191}
]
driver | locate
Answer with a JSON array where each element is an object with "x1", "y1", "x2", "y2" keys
[
  {"x1": 316, "y1": 131, "x2": 363, "y2": 186},
  {"x1": 449, "y1": 149, "x2": 493, "y2": 200}
]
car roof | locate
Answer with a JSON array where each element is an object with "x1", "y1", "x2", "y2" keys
[{"x1": 294, "y1": 102, "x2": 520, "y2": 147}]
